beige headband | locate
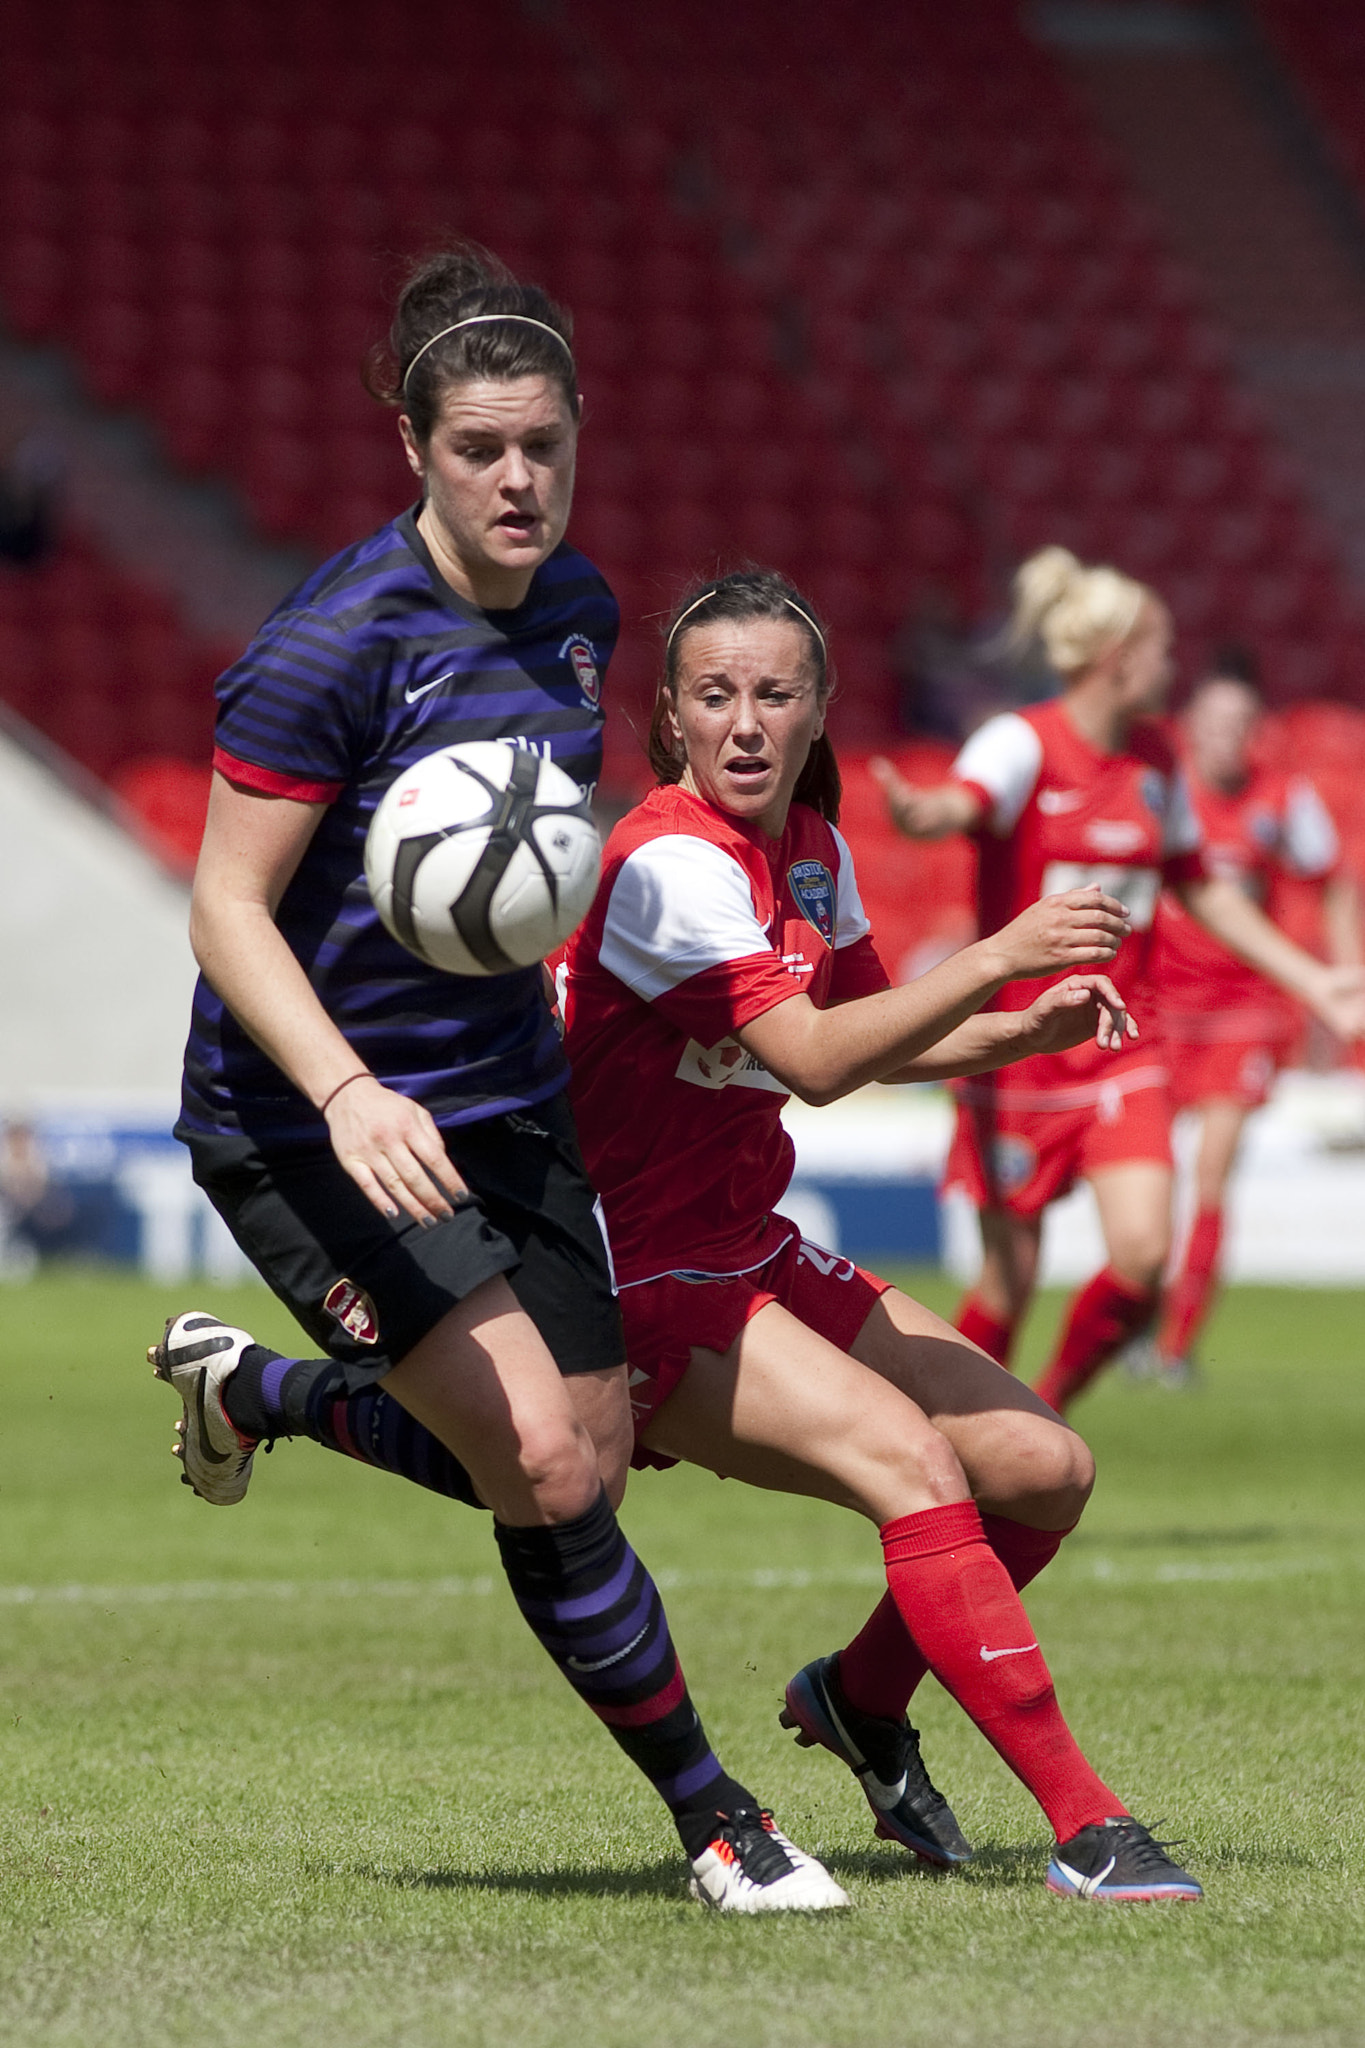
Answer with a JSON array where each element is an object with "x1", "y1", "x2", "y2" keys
[
  {"x1": 666, "y1": 588, "x2": 828, "y2": 659},
  {"x1": 402, "y1": 313, "x2": 574, "y2": 392}
]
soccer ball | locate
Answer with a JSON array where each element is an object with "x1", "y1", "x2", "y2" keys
[{"x1": 365, "y1": 741, "x2": 601, "y2": 975}]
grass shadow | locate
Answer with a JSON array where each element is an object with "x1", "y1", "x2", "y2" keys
[
  {"x1": 340, "y1": 1857, "x2": 686, "y2": 1901},
  {"x1": 1068, "y1": 1525, "x2": 1281, "y2": 1551}
]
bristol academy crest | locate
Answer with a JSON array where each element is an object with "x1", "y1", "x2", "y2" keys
[{"x1": 788, "y1": 858, "x2": 836, "y2": 946}]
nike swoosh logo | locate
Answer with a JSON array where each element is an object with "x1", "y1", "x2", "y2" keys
[
  {"x1": 979, "y1": 1642, "x2": 1038, "y2": 1662},
  {"x1": 1054, "y1": 1853, "x2": 1116, "y2": 1897},
  {"x1": 404, "y1": 670, "x2": 455, "y2": 703},
  {"x1": 565, "y1": 1623, "x2": 650, "y2": 1675},
  {"x1": 194, "y1": 1373, "x2": 231, "y2": 1464}
]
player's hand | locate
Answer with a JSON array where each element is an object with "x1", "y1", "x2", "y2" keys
[
  {"x1": 1309, "y1": 963, "x2": 1365, "y2": 1043},
  {"x1": 324, "y1": 1078, "x2": 469, "y2": 1225},
  {"x1": 1014, "y1": 974, "x2": 1138, "y2": 1057},
  {"x1": 987, "y1": 886, "x2": 1131, "y2": 980},
  {"x1": 869, "y1": 756, "x2": 938, "y2": 836}
]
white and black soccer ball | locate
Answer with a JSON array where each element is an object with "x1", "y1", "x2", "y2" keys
[{"x1": 365, "y1": 740, "x2": 601, "y2": 976}]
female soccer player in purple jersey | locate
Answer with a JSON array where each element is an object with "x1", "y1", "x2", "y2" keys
[{"x1": 150, "y1": 246, "x2": 846, "y2": 1912}]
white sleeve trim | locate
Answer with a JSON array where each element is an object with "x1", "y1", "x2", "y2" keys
[
  {"x1": 599, "y1": 835, "x2": 772, "y2": 1001},
  {"x1": 829, "y1": 824, "x2": 873, "y2": 950},
  {"x1": 952, "y1": 713, "x2": 1044, "y2": 834},
  {"x1": 1282, "y1": 777, "x2": 1339, "y2": 877},
  {"x1": 1162, "y1": 768, "x2": 1204, "y2": 860}
]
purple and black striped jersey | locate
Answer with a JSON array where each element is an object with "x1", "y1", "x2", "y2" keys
[{"x1": 180, "y1": 507, "x2": 617, "y2": 1144}]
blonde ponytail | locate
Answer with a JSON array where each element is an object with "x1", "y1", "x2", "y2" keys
[{"x1": 1009, "y1": 545, "x2": 1148, "y2": 677}]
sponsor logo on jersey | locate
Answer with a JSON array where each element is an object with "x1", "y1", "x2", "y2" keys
[
  {"x1": 1037, "y1": 787, "x2": 1084, "y2": 815},
  {"x1": 322, "y1": 1277, "x2": 380, "y2": 1346},
  {"x1": 560, "y1": 634, "x2": 601, "y2": 706},
  {"x1": 788, "y1": 858, "x2": 836, "y2": 945},
  {"x1": 989, "y1": 1135, "x2": 1037, "y2": 1197},
  {"x1": 1085, "y1": 818, "x2": 1148, "y2": 856},
  {"x1": 675, "y1": 1036, "x2": 789, "y2": 1093}
]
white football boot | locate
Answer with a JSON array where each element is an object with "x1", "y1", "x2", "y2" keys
[
  {"x1": 689, "y1": 1808, "x2": 850, "y2": 1913},
  {"x1": 148, "y1": 1311, "x2": 258, "y2": 1507}
]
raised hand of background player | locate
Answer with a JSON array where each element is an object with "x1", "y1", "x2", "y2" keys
[
  {"x1": 323, "y1": 1077, "x2": 469, "y2": 1226},
  {"x1": 986, "y1": 885, "x2": 1131, "y2": 980},
  {"x1": 868, "y1": 756, "x2": 981, "y2": 839},
  {"x1": 1012, "y1": 973, "x2": 1138, "y2": 1058},
  {"x1": 1310, "y1": 963, "x2": 1365, "y2": 1044}
]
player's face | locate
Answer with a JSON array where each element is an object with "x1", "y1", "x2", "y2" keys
[
  {"x1": 400, "y1": 375, "x2": 578, "y2": 606},
  {"x1": 667, "y1": 618, "x2": 826, "y2": 836},
  {"x1": 1185, "y1": 678, "x2": 1260, "y2": 788},
  {"x1": 1113, "y1": 598, "x2": 1173, "y2": 716}
]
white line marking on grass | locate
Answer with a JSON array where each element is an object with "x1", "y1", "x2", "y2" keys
[{"x1": 0, "y1": 1554, "x2": 1359, "y2": 1608}]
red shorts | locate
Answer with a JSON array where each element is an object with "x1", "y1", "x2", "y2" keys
[
  {"x1": 618, "y1": 1218, "x2": 890, "y2": 1469},
  {"x1": 945, "y1": 1059, "x2": 1173, "y2": 1220},
  {"x1": 1161, "y1": 1005, "x2": 1293, "y2": 1112}
]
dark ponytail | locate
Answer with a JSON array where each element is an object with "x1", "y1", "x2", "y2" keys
[
  {"x1": 650, "y1": 568, "x2": 842, "y2": 824},
  {"x1": 364, "y1": 241, "x2": 578, "y2": 442}
]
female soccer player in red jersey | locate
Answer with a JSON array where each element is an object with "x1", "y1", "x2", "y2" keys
[
  {"x1": 561, "y1": 567, "x2": 1204, "y2": 1903},
  {"x1": 148, "y1": 248, "x2": 848, "y2": 1914},
  {"x1": 1144, "y1": 660, "x2": 1360, "y2": 1379},
  {"x1": 872, "y1": 547, "x2": 1365, "y2": 1416}
]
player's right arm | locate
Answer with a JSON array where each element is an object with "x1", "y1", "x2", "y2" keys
[
  {"x1": 197, "y1": 599, "x2": 470, "y2": 1226},
  {"x1": 869, "y1": 756, "x2": 984, "y2": 838}
]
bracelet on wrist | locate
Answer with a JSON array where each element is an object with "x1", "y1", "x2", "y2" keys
[{"x1": 319, "y1": 1071, "x2": 374, "y2": 1114}]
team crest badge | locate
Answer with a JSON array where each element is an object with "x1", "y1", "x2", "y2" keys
[
  {"x1": 323, "y1": 1278, "x2": 380, "y2": 1346},
  {"x1": 788, "y1": 859, "x2": 836, "y2": 946},
  {"x1": 560, "y1": 634, "x2": 601, "y2": 706}
]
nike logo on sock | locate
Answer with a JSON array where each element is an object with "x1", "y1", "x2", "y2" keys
[
  {"x1": 404, "y1": 670, "x2": 454, "y2": 703},
  {"x1": 979, "y1": 1642, "x2": 1038, "y2": 1662},
  {"x1": 566, "y1": 1623, "x2": 650, "y2": 1675}
]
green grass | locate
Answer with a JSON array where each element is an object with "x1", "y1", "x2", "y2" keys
[{"x1": 1, "y1": 1268, "x2": 1363, "y2": 2047}]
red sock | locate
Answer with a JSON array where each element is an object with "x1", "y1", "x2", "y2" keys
[
  {"x1": 877, "y1": 1501, "x2": 1120, "y2": 1840},
  {"x1": 955, "y1": 1293, "x2": 1017, "y2": 1367},
  {"x1": 839, "y1": 1514, "x2": 1072, "y2": 1720},
  {"x1": 1033, "y1": 1266, "x2": 1156, "y2": 1416},
  {"x1": 1158, "y1": 1206, "x2": 1223, "y2": 1361}
]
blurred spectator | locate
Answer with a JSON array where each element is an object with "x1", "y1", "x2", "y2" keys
[
  {"x1": 0, "y1": 429, "x2": 61, "y2": 568},
  {"x1": 0, "y1": 1120, "x2": 75, "y2": 1275},
  {"x1": 893, "y1": 581, "x2": 1059, "y2": 743}
]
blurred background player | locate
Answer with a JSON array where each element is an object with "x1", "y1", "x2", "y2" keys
[
  {"x1": 871, "y1": 547, "x2": 1365, "y2": 1416},
  {"x1": 1139, "y1": 654, "x2": 1361, "y2": 1383}
]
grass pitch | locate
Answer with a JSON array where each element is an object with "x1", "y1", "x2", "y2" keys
[{"x1": 1, "y1": 1269, "x2": 1363, "y2": 2048}]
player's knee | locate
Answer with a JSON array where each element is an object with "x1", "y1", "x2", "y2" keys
[
  {"x1": 513, "y1": 1419, "x2": 603, "y2": 1521},
  {"x1": 1109, "y1": 1226, "x2": 1169, "y2": 1293},
  {"x1": 993, "y1": 1413, "x2": 1094, "y2": 1525},
  {"x1": 879, "y1": 1418, "x2": 968, "y2": 1511}
]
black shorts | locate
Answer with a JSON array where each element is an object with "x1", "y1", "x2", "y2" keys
[{"x1": 178, "y1": 1090, "x2": 624, "y2": 1395}]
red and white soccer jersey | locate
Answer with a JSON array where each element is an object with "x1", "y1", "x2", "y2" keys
[
  {"x1": 561, "y1": 783, "x2": 890, "y2": 1286},
  {"x1": 944, "y1": 699, "x2": 1206, "y2": 1214},
  {"x1": 1150, "y1": 761, "x2": 1339, "y2": 1107}
]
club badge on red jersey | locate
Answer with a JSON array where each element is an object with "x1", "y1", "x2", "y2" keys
[
  {"x1": 561, "y1": 635, "x2": 601, "y2": 707},
  {"x1": 788, "y1": 859, "x2": 836, "y2": 946}
]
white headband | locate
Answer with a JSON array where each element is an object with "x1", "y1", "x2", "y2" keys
[
  {"x1": 402, "y1": 313, "x2": 574, "y2": 391},
  {"x1": 666, "y1": 588, "x2": 828, "y2": 659}
]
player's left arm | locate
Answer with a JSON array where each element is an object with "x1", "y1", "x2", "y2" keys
[
  {"x1": 1175, "y1": 875, "x2": 1365, "y2": 1039},
  {"x1": 875, "y1": 973, "x2": 1136, "y2": 1082}
]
